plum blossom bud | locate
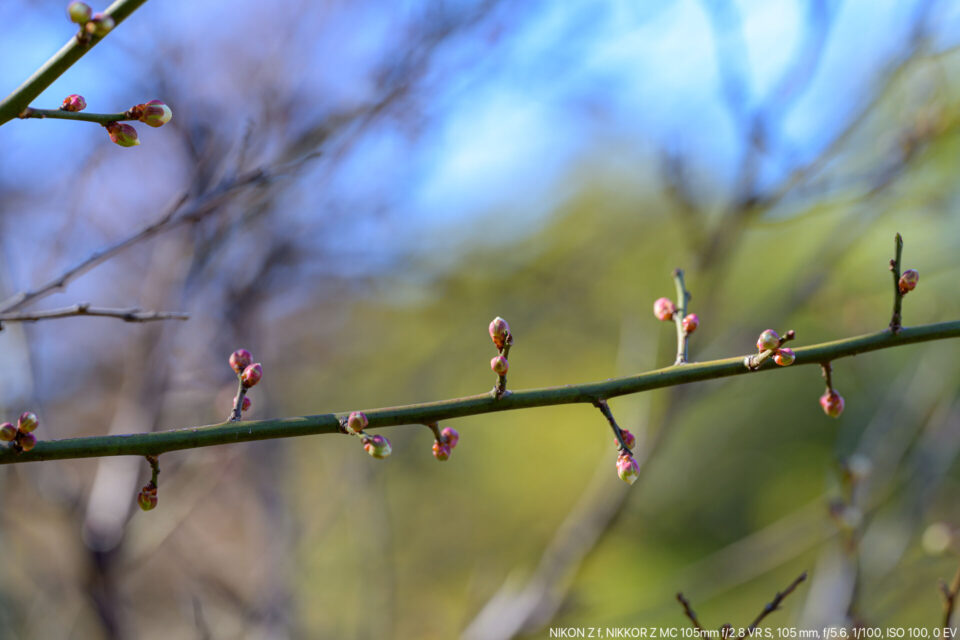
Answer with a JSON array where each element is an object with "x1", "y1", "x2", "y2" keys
[
  {"x1": 616, "y1": 428, "x2": 637, "y2": 450},
  {"x1": 18, "y1": 432, "x2": 37, "y2": 452},
  {"x1": 137, "y1": 484, "x2": 158, "y2": 511},
  {"x1": 757, "y1": 329, "x2": 780, "y2": 352},
  {"x1": 68, "y1": 2, "x2": 92, "y2": 24},
  {"x1": 17, "y1": 412, "x2": 38, "y2": 434},
  {"x1": 61, "y1": 94, "x2": 86, "y2": 112},
  {"x1": 773, "y1": 347, "x2": 795, "y2": 366},
  {"x1": 820, "y1": 390, "x2": 844, "y2": 417},
  {"x1": 0, "y1": 423, "x2": 16, "y2": 442},
  {"x1": 441, "y1": 427, "x2": 459, "y2": 448},
  {"x1": 616, "y1": 453, "x2": 640, "y2": 485},
  {"x1": 345, "y1": 411, "x2": 368, "y2": 435},
  {"x1": 489, "y1": 317, "x2": 511, "y2": 350},
  {"x1": 85, "y1": 12, "x2": 114, "y2": 36},
  {"x1": 653, "y1": 297, "x2": 676, "y2": 322},
  {"x1": 363, "y1": 434, "x2": 392, "y2": 459},
  {"x1": 234, "y1": 395, "x2": 252, "y2": 413},
  {"x1": 240, "y1": 363, "x2": 262, "y2": 388},
  {"x1": 229, "y1": 349, "x2": 252, "y2": 374},
  {"x1": 138, "y1": 100, "x2": 172, "y2": 128},
  {"x1": 105, "y1": 121, "x2": 139, "y2": 147},
  {"x1": 682, "y1": 313, "x2": 699, "y2": 335},
  {"x1": 490, "y1": 355, "x2": 509, "y2": 376},
  {"x1": 898, "y1": 269, "x2": 919, "y2": 295},
  {"x1": 432, "y1": 441, "x2": 451, "y2": 461}
]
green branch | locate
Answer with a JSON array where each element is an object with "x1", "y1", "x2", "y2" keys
[
  {"x1": 4, "y1": 319, "x2": 960, "y2": 465},
  {"x1": 18, "y1": 108, "x2": 129, "y2": 125},
  {"x1": 0, "y1": 0, "x2": 148, "y2": 127}
]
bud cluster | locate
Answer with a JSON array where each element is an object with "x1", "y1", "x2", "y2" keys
[
  {"x1": 68, "y1": 2, "x2": 114, "y2": 37},
  {"x1": 652, "y1": 297, "x2": 698, "y2": 336},
  {"x1": 227, "y1": 349, "x2": 262, "y2": 418},
  {"x1": 750, "y1": 329, "x2": 795, "y2": 368},
  {"x1": 102, "y1": 100, "x2": 172, "y2": 148},
  {"x1": 488, "y1": 316, "x2": 514, "y2": 397},
  {"x1": 0, "y1": 411, "x2": 40, "y2": 453},
  {"x1": 432, "y1": 426, "x2": 460, "y2": 461},
  {"x1": 342, "y1": 411, "x2": 392, "y2": 460}
]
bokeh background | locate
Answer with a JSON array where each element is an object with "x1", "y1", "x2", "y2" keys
[{"x1": 1, "y1": 0, "x2": 960, "y2": 638}]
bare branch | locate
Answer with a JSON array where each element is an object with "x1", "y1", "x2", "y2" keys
[{"x1": 0, "y1": 304, "x2": 188, "y2": 324}]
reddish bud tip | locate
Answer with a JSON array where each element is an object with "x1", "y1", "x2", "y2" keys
[
  {"x1": 490, "y1": 355, "x2": 509, "y2": 376},
  {"x1": 18, "y1": 432, "x2": 37, "y2": 452},
  {"x1": 616, "y1": 453, "x2": 640, "y2": 485},
  {"x1": 61, "y1": 94, "x2": 86, "y2": 112},
  {"x1": 137, "y1": 484, "x2": 158, "y2": 511},
  {"x1": 653, "y1": 297, "x2": 676, "y2": 322},
  {"x1": 617, "y1": 428, "x2": 637, "y2": 450},
  {"x1": 756, "y1": 329, "x2": 780, "y2": 352},
  {"x1": 819, "y1": 390, "x2": 845, "y2": 418},
  {"x1": 682, "y1": 313, "x2": 699, "y2": 335},
  {"x1": 345, "y1": 411, "x2": 368, "y2": 435},
  {"x1": 68, "y1": 2, "x2": 92, "y2": 24},
  {"x1": 17, "y1": 412, "x2": 38, "y2": 434},
  {"x1": 441, "y1": 427, "x2": 459, "y2": 448},
  {"x1": 138, "y1": 100, "x2": 172, "y2": 128},
  {"x1": 489, "y1": 317, "x2": 511, "y2": 350},
  {"x1": 229, "y1": 349, "x2": 253, "y2": 374},
  {"x1": 85, "y1": 12, "x2": 114, "y2": 36},
  {"x1": 234, "y1": 395, "x2": 252, "y2": 412},
  {"x1": 898, "y1": 269, "x2": 919, "y2": 295},
  {"x1": 363, "y1": 434, "x2": 392, "y2": 459},
  {"x1": 773, "y1": 347, "x2": 795, "y2": 366},
  {"x1": 0, "y1": 423, "x2": 16, "y2": 442},
  {"x1": 432, "y1": 440, "x2": 451, "y2": 461},
  {"x1": 240, "y1": 363, "x2": 262, "y2": 388},
  {"x1": 105, "y1": 121, "x2": 139, "y2": 147}
]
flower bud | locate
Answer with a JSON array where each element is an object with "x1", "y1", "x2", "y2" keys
[
  {"x1": 490, "y1": 355, "x2": 509, "y2": 376},
  {"x1": 345, "y1": 411, "x2": 368, "y2": 435},
  {"x1": 0, "y1": 423, "x2": 16, "y2": 442},
  {"x1": 653, "y1": 297, "x2": 676, "y2": 322},
  {"x1": 819, "y1": 390, "x2": 844, "y2": 418},
  {"x1": 616, "y1": 453, "x2": 640, "y2": 485},
  {"x1": 17, "y1": 412, "x2": 38, "y2": 434},
  {"x1": 898, "y1": 269, "x2": 919, "y2": 295},
  {"x1": 68, "y1": 1, "x2": 92, "y2": 24},
  {"x1": 616, "y1": 428, "x2": 636, "y2": 450},
  {"x1": 61, "y1": 94, "x2": 86, "y2": 112},
  {"x1": 432, "y1": 441, "x2": 451, "y2": 461},
  {"x1": 681, "y1": 313, "x2": 699, "y2": 335},
  {"x1": 138, "y1": 100, "x2": 172, "y2": 128},
  {"x1": 105, "y1": 121, "x2": 139, "y2": 147},
  {"x1": 18, "y1": 432, "x2": 37, "y2": 452},
  {"x1": 85, "y1": 12, "x2": 114, "y2": 37},
  {"x1": 756, "y1": 329, "x2": 780, "y2": 352},
  {"x1": 441, "y1": 426, "x2": 459, "y2": 448},
  {"x1": 773, "y1": 347, "x2": 795, "y2": 366},
  {"x1": 137, "y1": 484, "x2": 158, "y2": 511},
  {"x1": 363, "y1": 434, "x2": 392, "y2": 459},
  {"x1": 229, "y1": 349, "x2": 253, "y2": 374},
  {"x1": 234, "y1": 395, "x2": 252, "y2": 413},
  {"x1": 240, "y1": 363, "x2": 262, "y2": 388},
  {"x1": 489, "y1": 317, "x2": 511, "y2": 350}
]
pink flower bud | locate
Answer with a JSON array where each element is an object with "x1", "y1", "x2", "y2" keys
[
  {"x1": 138, "y1": 100, "x2": 172, "y2": 128},
  {"x1": 898, "y1": 269, "x2": 919, "y2": 295},
  {"x1": 441, "y1": 427, "x2": 459, "y2": 448},
  {"x1": 773, "y1": 347, "x2": 795, "y2": 366},
  {"x1": 85, "y1": 12, "x2": 114, "y2": 37},
  {"x1": 137, "y1": 484, "x2": 158, "y2": 511},
  {"x1": 234, "y1": 395, "x2": 252, "y2": 412},
  {"x1": 653, "y1": 297, "x2": 676, "y2": 322},
  {"x1": 18, "y1": 432, "x2": 37, "y2": 452},
  {"x1": 432, "y1": 441, "x2": 451, "y2": 461},
  {"x1": 345, "y1": 411, "x2": 368, "y2": 435},
  {"x1": 616, "y1": 428, "x2": 636, "y2": 450},
  {"x1": 682, "y1": 313, "x2": 699, "y2": 335},
  {"x1": 489, "y1": 317, "x2": 511, "y2": 350},
  {"x1": 17, "y1": 412, "x2": 38, "y2": 434},
  {"x1": 229, "y1": 349, "x2": 253, "y2": 374},
  {"x1": 363, "y1": 434, "x2": 392, "y2": 459},
  {"x1": 240, "y1": 363, "x2": 262, "y2": 388},
  {"x1": 819, "y1": 390, "x2": 845, "y2": 418},
  {"x1": 490, "y1": 355, "x2": 509, "y2": 376},
  {"x1": 105, "y1": 121, "x2": 139, "y2": 147},
  {"x1": 616, "y1": 453, "x2": 640, "y2": 485},
  {"x1": 756, "y1": 329, "x2": 780, "y2": 352},
  {"x1": 61, "y1": 94, "x2": 86, "y2": 112},
  {"x1": 68, "y1": 2, "x2": 92, "y2": 24},
  {"x1": 0, "y1": 423, "x2": 16, "y2": 442}
]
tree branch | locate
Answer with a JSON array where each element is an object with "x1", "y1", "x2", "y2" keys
[
  {"x1": 673, "y1": 268, "x2": 692, "y2": 365},
  {"x1": 676, "y1": 592, "x2": 706, "y2": 636},
  {"x1": 18, "y1": 108, "x2": 131, "y2": 125},
  {"x1": 739, "y1": 572, "x2": 807, "y2": 637},
  {"x1": 940, "y1": 564, "x2": 960, "y2": 629},
  {"x1": 889, "y1": 232, "x2": 905, "y2": 333},
  {"x1": 0, "y1": 304, "x2": 188, "y2": 324},
  {"x1": 2, "y1": 320, "x2": 959, "y2": 465}
]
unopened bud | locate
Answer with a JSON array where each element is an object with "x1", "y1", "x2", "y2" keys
[
  {"x1": 363, "y1": 434, "x2": 392, "y2": 459},
  {"x1": 441, "y1": 426, "x2": 459, "y2": 448},
  {"x1": 229, "y1": 349, "x2": 253, "y2": 374},
  {"x1": 653, "y1": 298, "x2": 676, "y2": 322},
  {"x1": 773, "y1": 347, "x2": 795, "y2": 366},
  {"x1": 105, "y1": 121, "x2": 139, "y2": 147},
  {"x1": 68, "y1": 1, "x2": 92, "y2": 24},
  {"x1": 616, "y1": 453, "x2": 640, "y2": 485},
  {"x1": 490, "y1": 355, "x2": 509, "y2": 376},
  {"x1": 240, "y1": 363, "x2": 262, "y2": 388},
  {"x1": 137, "y1": 100, "x2": 172, "y2": 128},
  {"x1": 345, "y1": 411, "x2": 368, "y2": 435},
  {"x1": 682, "y1": 313, "x2": 699, "y2": 335},
  {"x1": 616, "y1": 428, "x2": 636, "y2": 450},
  {"x1": 61, "y1": 94, "x2": 86, "y2": 112},
  {"x1": 137, "y1": 484, "x2": 158, "y2": 511},
  {"x1": 85, "y1": 12, "x2": 114, "y2": 37},
  {"x1": 489, "y1": 317, "x2": 511, "y2": 350},
  {"x1": 898, "y1": 269, "x2": 919, "y2": 295},
  {"x1": 17, "y1": 412, "x2": 38, "y2": 434},
  {"x1": 756, "y1": 329, "x2": 780, "y2": 352},
  {"x1": 0, "y1": 423, "x2": 16, "y2": 442},
  {"x1": 18, "y1": 432, "x2": 37, "y2": 452},
  {"x1": 819, "y1": 390, "x2": 844, "y2": 417},
  {"x1": 234, "y1": 395, "x2": 252, "y2": 412},
  {"x1": 432, "y1": 441, "x2": 451, "y2": 461}
]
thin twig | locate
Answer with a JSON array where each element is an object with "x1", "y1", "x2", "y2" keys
[
  {"x1": 676, "y1": 592, "x2": 706, "y2": 636},
  {"x1": 739, "y1": 572, "x2": 808, "y2": 637},
  {"x1": 18, "y1": 108, "x2": 130, "y2": 125},
  {"x1": 940, "y1": 564, "x2": 960, "y2": 629},
  {"x1": 889, "y1": 232, "x2": 904, "y2": 334},
  {"x1": 594, "y1": 400, "x2": 632, "y2": 455},
  {"x1": 0, "y1": 304, "x2": 188, "y2": 323},
  {"x1": 673, "y1": 268, "x2": 692, "y2": 365}
]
